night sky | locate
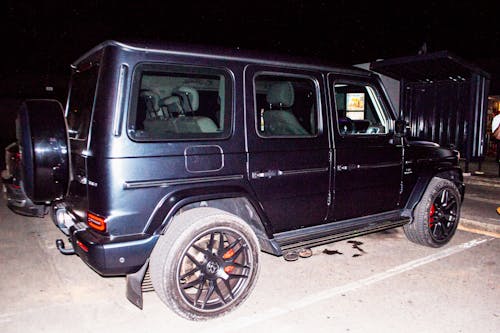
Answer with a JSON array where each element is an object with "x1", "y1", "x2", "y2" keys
[{"x1": 1, "y1": 1, "x2": 499, "y2": 93}]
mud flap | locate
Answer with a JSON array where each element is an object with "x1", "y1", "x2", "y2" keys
[{"x1": 126, "y1": 260, "x2": 149, "y2": 309}]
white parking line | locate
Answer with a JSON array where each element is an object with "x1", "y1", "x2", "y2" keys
[{"x1": 210, "y1": 237, "x2": 493, "y2": 333}]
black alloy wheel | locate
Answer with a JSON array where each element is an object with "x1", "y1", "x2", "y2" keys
[
  {"x1": 177, "y1": 228, "x2": 253, "y2": 312},
  {"x1": 428, "y1": 188, "x2": 459, "y2": 242}
]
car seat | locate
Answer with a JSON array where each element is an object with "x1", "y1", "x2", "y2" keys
[
  {"x1": 263, "y1": 82, "x2": 309, "y2": 136},
  {"x1": 170, "y1": 86, "x2": 218, "y2": 133}
]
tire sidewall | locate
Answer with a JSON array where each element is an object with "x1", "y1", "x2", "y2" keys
[{"x1": 150, "y1": 208, "x2": 260, "y2": 320}]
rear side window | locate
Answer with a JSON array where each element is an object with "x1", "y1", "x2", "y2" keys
[
  {"x1": 254, "y1": 74, "x2": 319, "y2": 137},
  {"x1": 66, "y1": 66, "x2": 99, "y2": 140},
  {"x1": 128, "y1": 64, "x2": 232, "y2": 141}
]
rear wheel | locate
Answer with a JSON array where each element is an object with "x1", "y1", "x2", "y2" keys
[
  {"x1": 404, "y1": 177, "x2": 461, "y2": 247},
  {"x1": 150, "y1": 208, "x2": 260, "y2": 320}
]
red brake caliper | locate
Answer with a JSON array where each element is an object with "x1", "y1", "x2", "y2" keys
[
  {"x1": 429, "y1": 204, "x2": 436, "y2": 228},
  {"x1": 223, "y1": 248, "x2": 235, "y2": 273}
]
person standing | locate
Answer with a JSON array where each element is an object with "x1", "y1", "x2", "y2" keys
[
  {"x1": 493, "y1": 110, "x2": 500, "y2": 177},
  {"x1": 492, "y1": 110, "x2": 500, "y2": 214},
  {"x1": 493, "y1": 110, "x2": 500, "y2": 140}
]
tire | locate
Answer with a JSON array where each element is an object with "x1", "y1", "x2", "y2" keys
[
  {"x1": 404, "y1": 177, "x2": 461, "y2": 247},
  {"x1": 17, "y1": 99, "x2": 69, "y2": 203},
  {"x1": 150, "y1": 207, "x2": 260, "y2": 320}
]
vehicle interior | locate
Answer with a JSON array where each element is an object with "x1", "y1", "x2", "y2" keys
[
  {"x1": 255, "y1": 75, "x2": 318, "y2": 137},
  {"x1": 334, "y1": 83, "x2": 388, "y2": 135},
  {"x1": 131, "y1": 70, "x2": 227, "y2": 140}
]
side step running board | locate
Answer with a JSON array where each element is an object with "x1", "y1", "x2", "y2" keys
[{"x1": 275, "y1": 215, "x2": 410, "y2": 252}]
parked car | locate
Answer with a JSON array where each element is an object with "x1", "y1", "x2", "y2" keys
[
  {"x1": 17, "y1": 40, "x2": 464, "y2": 320},
  {"x1": 1, "y1": 142, "x2": 47, "y2": 217}
]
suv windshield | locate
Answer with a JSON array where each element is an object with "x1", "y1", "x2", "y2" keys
[{"x1": 66, "y1": 66, "x2": 99, "y2": 140}]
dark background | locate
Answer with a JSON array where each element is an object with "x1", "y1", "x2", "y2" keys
[
  {"x1": 1, "y1": 1, "x2": 499, "y2": 94},
  {"x1": 0, "y1": 0, "x2": 499, "y2": 166}
]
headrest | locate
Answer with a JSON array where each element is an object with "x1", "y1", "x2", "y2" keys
[
  {"x1": 140, "y1": 90, "x2": 158, "y2": 107},
  {"x1": 173, "y1": 86, "x2": 199, "y2": 112},
  {"x1": 159, "y1": 95, "x2": 183, "y2": 114},
  {"x1": 266, "y1": 82, "x2": 294, "y2": 107}
]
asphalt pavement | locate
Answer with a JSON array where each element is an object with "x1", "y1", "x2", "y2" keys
[
  {"x1": 460, "y1": 157, "x2": 500, "y2": 237},
  {"x1": 0, "y1": 159, "x2": 498, "y2": 332}
]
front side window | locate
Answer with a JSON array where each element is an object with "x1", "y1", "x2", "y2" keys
[
  {"x1": 255, "y1": 74, "x2": 319, "y2": 137},
  {"x1": 333, "y1": 82, "x2": 390, "y2": 135},
  {"x1": 66, "y1": 65, "x2": 99, "y2": 140},
  {"x1": 129, "y1": 65, "x2": 231, "y2": 141}
]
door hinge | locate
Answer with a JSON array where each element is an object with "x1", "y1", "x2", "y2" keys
[{"x1": 327, "y1": 192, "x2": 332, "y2": 206}]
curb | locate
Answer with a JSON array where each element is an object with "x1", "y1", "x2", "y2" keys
[{"x1": 459, "y1": 218, "x2": 500, "y2": 238}]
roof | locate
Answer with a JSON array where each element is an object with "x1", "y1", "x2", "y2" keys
[
  {"x1": 72, "y1": 40, "x2": 372, "y2": 77},
  {"x1": 370, "y1": 51, "x2": 490, "y2": 82}
]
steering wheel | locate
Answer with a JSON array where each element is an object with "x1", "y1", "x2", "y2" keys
[{"x1": 338, "y1": 116, "x2": 354, "y2": 134}]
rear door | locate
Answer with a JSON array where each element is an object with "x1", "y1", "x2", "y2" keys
[
  {"x1": 328, "y1": 74, "x2": 402, "y2": 221},
  {"x1": 245, "y1": 65, "x2": 331, "y2": 233}
]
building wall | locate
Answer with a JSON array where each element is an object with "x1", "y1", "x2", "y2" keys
[{"x1": 354, "y1": 63, "x2": 400, "y2": 114}]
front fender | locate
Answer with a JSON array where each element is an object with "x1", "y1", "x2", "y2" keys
[{"x1": 403, "y1": 167, "x2": 464, "y2": 219}]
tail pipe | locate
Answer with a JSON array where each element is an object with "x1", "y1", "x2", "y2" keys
[{"x1": 56, "y1": 238, "x2": 75, "y2": 255}]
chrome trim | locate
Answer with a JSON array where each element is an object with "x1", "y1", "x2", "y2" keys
[
  {"x1": 358, "y1": 162, "x2": 401, "y2": 170},
  {"x1": 281, "y1": 167, "x2": 329, "y2": 176},
  {"x1": 336, "y1": 162, "x2": 401, "y2": 172},
  {"x1": 113, "y1": 64, "x2": 128, "y2": 136},
  {"x1": 251, "y1": 167, "x2": 329, "y2": 179},
  {"x1": 123, "y1": 174, "x2": 244, "y2": 189}
]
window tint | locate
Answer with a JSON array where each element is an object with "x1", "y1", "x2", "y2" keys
[
  {"x1": 255, "y1": 75, "x2": 318, "y2": 137},
  {"x1": 129, "y1": 65, "x2": 231, "y2": 141},
  {"x1": 333, "y1": 83, "x2": 389, "y2": 135},
  {"x1": 66, "y1": 66, "x2": 99, "y2": 140}
]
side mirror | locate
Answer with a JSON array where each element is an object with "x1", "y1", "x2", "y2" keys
[{"x1": 395, "y1": 119, "x2": 407, "y2": 137}]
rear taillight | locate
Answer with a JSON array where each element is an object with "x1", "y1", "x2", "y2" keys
[
  {"x1": 87, "y1": 212, "x2": 107, "y2": 232},
  {"x1": 76, "y1": 240, "x2": 89, "y2": 252}
]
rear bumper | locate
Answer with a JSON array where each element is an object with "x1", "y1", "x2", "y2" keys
[
  {"x1": 51, "y1": 204, "x2": 159, "y2": 276},
  {"x1": 69, "y1": 226, "x2": 159, "y2": 276}
]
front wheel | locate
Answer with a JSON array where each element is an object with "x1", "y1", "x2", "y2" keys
[
  {"x1": 150, "y1": 208, "x2": 260, "y2": 320},
  {"x1": 404, "y1": 177, "x2": 461, "y2": 247}
]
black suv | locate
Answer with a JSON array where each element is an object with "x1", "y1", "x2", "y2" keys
[{"x1": 17, "y1": 41, "x2": 464, "y2": 320}]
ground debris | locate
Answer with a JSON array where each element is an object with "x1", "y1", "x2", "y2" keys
[{"x1": 322, "y1": 249, "x2": 343, "y2": 255}]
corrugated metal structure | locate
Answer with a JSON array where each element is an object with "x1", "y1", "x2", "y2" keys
[{"x1": 371, "y1": 51, "x2": 490, "y2": 171}]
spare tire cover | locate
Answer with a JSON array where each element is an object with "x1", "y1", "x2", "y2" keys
[{"x1": 17, "y1": 99, "x2": 69, "y2": 203}]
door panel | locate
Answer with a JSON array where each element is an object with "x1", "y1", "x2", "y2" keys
[
  {"x1": 334, "y1": 138, "x2": 402, "y2": 221},
  {"x1": 245, "y1": 66, "x2": 331, "y2": 233},
  {"x1": 329, "y1": 75, "x2": 402, "y2": 221}
]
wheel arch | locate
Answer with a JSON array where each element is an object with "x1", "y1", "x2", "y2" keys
[
  {"x1": 403, "y1": 166, "x2": 464, "y2": 220},
  {"x1": 144, "y1": 185, "x2": 281, "y2": 256}
]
